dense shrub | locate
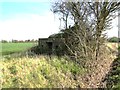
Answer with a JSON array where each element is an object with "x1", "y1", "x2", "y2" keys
[
  {"x1": 0, "y1": 40, "x2": 8, "y2": 43},
  {"x1": 105, "y1": 46, "x2": 120, "y2": 89},
  {"x1": 108, "y1": 37, "x2": 119, "y2": 42}
]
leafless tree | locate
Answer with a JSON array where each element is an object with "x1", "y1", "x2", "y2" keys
[{"x1": 51, "y1": 0, "x2": 120, "y2": 65}]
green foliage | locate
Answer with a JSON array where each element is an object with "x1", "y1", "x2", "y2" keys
[
  {"x1": 0, "y1": 40, "x2": 8, "y2": 43},
  {"x1": 49, "y1": 56, "x2": 86, "y2": 75},
  {"x1": 108, "y1": 37, "x2": 119, "y2": 42}
]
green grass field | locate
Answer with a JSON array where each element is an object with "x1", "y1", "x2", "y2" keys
[{"x1": 0, "y1": 42, "x2": 37, "y2": 55}]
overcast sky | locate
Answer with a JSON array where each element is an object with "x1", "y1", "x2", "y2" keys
[{"x1": 0, "y1": 1, "x2": 118, "y2": 41}]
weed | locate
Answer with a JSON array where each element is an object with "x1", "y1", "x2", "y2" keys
[{"x1": 1, "y1": 56, "x2": 86, "y2": 88}]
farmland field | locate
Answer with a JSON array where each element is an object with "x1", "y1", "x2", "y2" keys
[{"x1": 0, "y1": 42, "x2": 37, "y2": 55}]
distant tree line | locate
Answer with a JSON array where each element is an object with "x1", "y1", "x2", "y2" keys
[{"x1": 0, "y1": 39, "x2": 38, "y2": 43}]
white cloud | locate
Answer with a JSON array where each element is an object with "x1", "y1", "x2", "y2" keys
[
  {"x1": 107, "y1": 27, "x2": 118, "y2": 38},
  {"x1": 106, "y1": 17, "x2": 118, "y2": 37},
  {"x1": 0, "y1": 11, "x2": 118, "y2": 41},
  {"x1": 0, "y1": 12, "x2": 60, "y2": 41}
]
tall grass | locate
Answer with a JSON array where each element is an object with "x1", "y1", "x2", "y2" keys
[{"x1": 0, "y1": 55, "x2": 86, "y2": 88}]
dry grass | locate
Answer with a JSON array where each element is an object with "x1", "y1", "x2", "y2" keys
[
  {"x1": 0, "y1": 55, "x2": 86, "y2": 88},
  {"x1": 105, "y1": 42, "x2": 118, "y2": 52}
]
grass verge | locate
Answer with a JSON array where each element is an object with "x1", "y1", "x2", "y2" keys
[{"x1": 0, "y1": 55, "x2": 86, "y2": 88}]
